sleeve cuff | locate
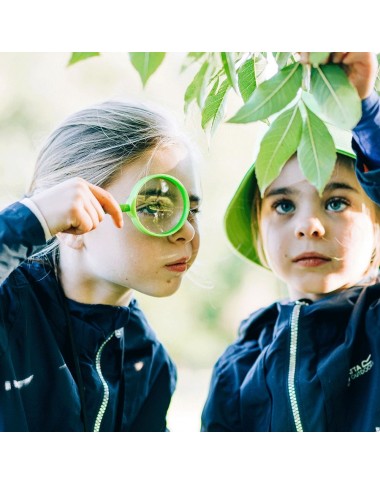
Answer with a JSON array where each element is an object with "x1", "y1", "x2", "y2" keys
[
  {"x1": 362, "y1": 91, "x2": 380, "y2": 115},
  {"x1": 352, "y1": 90, "x2": 380, "y2": 167},
  {"x1": 20, "y1": 198, "x2": 52, "y2": 240}
]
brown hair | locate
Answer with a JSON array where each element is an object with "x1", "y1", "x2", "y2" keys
[{"x1": 251, "y1": 154, "x2": 380, "y2": 279}]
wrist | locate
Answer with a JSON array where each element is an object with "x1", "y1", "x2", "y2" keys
[
  {"x1": 355, "y1": 91, "x2": 380, "y2": 132},
  {"x1": 21, "y1": 198, "x2": 53, "y2": 240},
  {"x1": 362, "y1": 91, "x2": 379, "y2": 110}
]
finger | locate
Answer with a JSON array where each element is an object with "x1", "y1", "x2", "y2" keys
[
  {"x1": 331, "y1": 52, "x2": 348, "y2": 64},
  {"x1": 340, "y1": 52, "x2": 372, "y2": 66},
  {"x1": 299, "y1": 52, "x2": 309, "y2": 64},
  {"x1": 87, "y1": 183, "x2": 124, "y2": 229},
  {"x1": 64, "y1": 210, "x2": 95, "y2": 235},
  {"x1": 87, "y1": 191, "x2": 106, "y2": 224},
  {"x1": 83, "y1": 197, "x2": 103, "y2": 230}
]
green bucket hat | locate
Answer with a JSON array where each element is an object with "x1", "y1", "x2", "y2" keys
[{"x1": 224, "y1": 126, "x2": 356, "y2": 267}]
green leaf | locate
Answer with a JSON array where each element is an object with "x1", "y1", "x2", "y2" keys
[
  {"x1": 273, "y1": 52, "x2": 292, "y2": 69},
  {"x1": 237, "y1": 58, "x2": 257, "y2": 102},
  {"x1": 184, "y1": 61, "x2": 211, "y2": 112},
  {"x1": 309, "y1": 52, "x2": 330, "y2": 66},
  {"x1": 301, "y1": 91, "x2": 323, "y2": 116},
  {"x1": 255, "y1": 105, "x2": 303, "y2": 195},
  {"x1": 129, "y1": 52, "x2": 166, "y2": 87},
  {"x1": 221, "y1": 52, "x2": 239, "y2": 93},
  {"x1": 229, "y1": 62, "x2": 303, "y2": 124},
  {"x1": 201, "y1": 78, "x2": 230, "y2": 134},
  {"x1": 302, "y1": 63, "x2": 311, "y2": 92},
  {"x1": 67, "y1": 52, "x2": 100, "y2": 66},
  {"x1": 254, "y1": 53, "x2": 268, "y2": 83},
  {"x1": 310, "y1": 64, "x2": 362, "y2": 129},
  {"x1": 237, "y1": 54, "x2": 268, "y2": 103},
  {"x1": 187, "y1": 52, "x2": 206, "y2": 61},
  {"x1": 181, "y1": 52, "x2": 206, "y2": 72},
  {"x1": 201, "y1": 78, "x2": 219, "y2": 125},
  {"x1": 298, "y1": 103, "x2": 336, "y2": 194}
]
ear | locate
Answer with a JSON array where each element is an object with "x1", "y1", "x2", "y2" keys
[{"x1": 56, "y1": 232, "x2": 85, "y2": 250}]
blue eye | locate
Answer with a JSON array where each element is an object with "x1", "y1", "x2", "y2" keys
[
  {"x1": 273, "y1": 200, "x2": 295, "y2": 215},
  {"x1": 326, "y1": 198, "x2": 349, "y2": 212}
]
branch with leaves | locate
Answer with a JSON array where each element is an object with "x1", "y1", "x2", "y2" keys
[{"x1": 68, "y1": 52, "x2": 380, "y2": 195}]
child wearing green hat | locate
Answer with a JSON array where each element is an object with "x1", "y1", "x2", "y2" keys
[{"x1": 202, "y1": 53, "x2": 380, "y2": 432}]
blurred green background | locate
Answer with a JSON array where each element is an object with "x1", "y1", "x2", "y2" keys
[{"x1": 0, "y1": 52, "x2": 285, "y2": 431}]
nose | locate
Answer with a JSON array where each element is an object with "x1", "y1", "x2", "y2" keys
[
  {"x1": 167, "y1": 219, "x2": 196, "y2": 243},
  {"x1": 294, "y1": 215, "x2": 326, "y2": 239}
]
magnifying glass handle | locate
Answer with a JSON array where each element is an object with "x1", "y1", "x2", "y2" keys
[{"x1": 120, "y1": 204, "x2": 130, "y2": 213}]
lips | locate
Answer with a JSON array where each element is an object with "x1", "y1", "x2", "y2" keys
[
  {"x1": 292, "y1": 252, "x2": 331, "y2": 262},
  {"x1": 165, "y1": 257, "x2": 190, "y2": 273},
  {"x1": 292, "y1": 252, "x2": 332, "y2": 268}
]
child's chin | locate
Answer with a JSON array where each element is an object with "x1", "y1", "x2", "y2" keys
[
  {"x1": 145, "y1": 282, "x2": 182, "y2": 298},
  {"x1": 290, "y1": 276, "x2": 342, "y2": 297}
]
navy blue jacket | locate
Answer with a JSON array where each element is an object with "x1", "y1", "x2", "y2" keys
[
  {"x1": 202, "y1": 92, "x2": 380, "y2": 432},
  {"x1": 202, "y1": 287, "x2": 380, "y2": 431},
  {"x1": 0, "y1": 203, "x2": 176, "y2": 431}
]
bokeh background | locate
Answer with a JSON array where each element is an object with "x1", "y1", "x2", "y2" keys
[{"x1": 0, "y1": 52, "x2": 285, "y2": 431}]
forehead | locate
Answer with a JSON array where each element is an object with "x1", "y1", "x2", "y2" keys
[
  {"x1": 264, "y1": 155, "x2": 360, "y2": 195},
  {"x1": 146, "y1": 144, "x2": 199, "y2": 190},
  {"x1": 109, "y1": 144, "x2": 201, "y2": 199}
]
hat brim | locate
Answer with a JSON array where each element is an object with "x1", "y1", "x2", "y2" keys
[
  {"x1": 224, "y1": 163, "x2": 262, "y2": 266},
  {"x1": 224, "y1": 127, "x2": 356, "y2": 267}
]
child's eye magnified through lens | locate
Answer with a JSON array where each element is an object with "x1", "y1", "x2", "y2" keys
[{"x1": 119, "y1": 174, "x2": 190, "y2": 237}]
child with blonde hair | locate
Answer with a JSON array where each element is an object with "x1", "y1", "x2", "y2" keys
[{"x1": 0, "y1": 100, "x2": 201, "y2": 431}]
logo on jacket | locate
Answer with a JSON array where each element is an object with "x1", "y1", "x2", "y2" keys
[
  {"x1": 347, "y1": 354, "x2": 373, "y2": 386},
  {"x1": 4, "y1": 374, "x2": 34, "y2": 391}
]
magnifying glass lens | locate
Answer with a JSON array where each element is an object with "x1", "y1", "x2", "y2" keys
[{"x1": 135, "y1": 178, "x2": 185, "y2": 234}]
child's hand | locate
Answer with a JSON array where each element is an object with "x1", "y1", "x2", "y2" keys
[
  {"x1": 30, "y1": 178, "x2": 124, "y2": 236},
  {"x1": 300, "y1": 52, "x2": 378, "y2": 100}
]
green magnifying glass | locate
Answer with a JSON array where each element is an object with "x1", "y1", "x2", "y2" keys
[{"x1": 119, "y1": 174, "x2": 190, "y2": 237}]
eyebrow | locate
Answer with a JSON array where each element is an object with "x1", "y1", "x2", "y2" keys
[
  {"x1": 140, "y1": 190, "x2": 201, "y2": 205},
  {"x1": 264, "y1": 187, "x2": 294, "y2": 198},
  {"x1": 323, "y1": 182, "x2": 359, "y2": 193},
  {"x1": 264, "y1": 182, "x2": 359, "y2": 198}
]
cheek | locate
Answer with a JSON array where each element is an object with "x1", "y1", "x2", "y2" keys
[
  {"x1": 85, "y1": 217, "x2": 137, "y2": 260},
  {"x1": 192, "y1": 224, "x2": 201, "y2": 253},
  {"x1": 261, "y1": 220, "x2": 284, "y2": 249},
  {"x1": 334, "y1": 215, "x2": 376, "y2": 277},
  {"x1": 260, "y1": 220, "x2": 288, "y2": 265},
  {"x1": 338, "y1": 215, "x2": 375, "y2": 250}
]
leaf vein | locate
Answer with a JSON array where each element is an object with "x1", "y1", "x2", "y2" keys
[
  {"x1": 262, "y1": 108, "x2": 298, "y2": 181},
  {"x1": 305, "y1": 110, "x2": 321, "y2": 185},
  {"x1": 241, "y1": 63, "x2": 300, "y2": 121},
  {"x1": 316, "y1": 66, "x2": 345, "y2": 117}
]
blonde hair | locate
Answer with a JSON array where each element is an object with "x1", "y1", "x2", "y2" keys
[
  {"x1": 28, "y1": 99, "x2": 192, "y2": 257},
  {"x1": 28, "y1": 100, "x2": 188, "y2": 196}
]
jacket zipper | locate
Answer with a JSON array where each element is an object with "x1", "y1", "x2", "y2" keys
[
  {"x1": 93, "y1": 331, "x2": 115, "y2": 432},
  {"x1": 288, "y1": 301, "x2": 308, "y2": 432}
]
